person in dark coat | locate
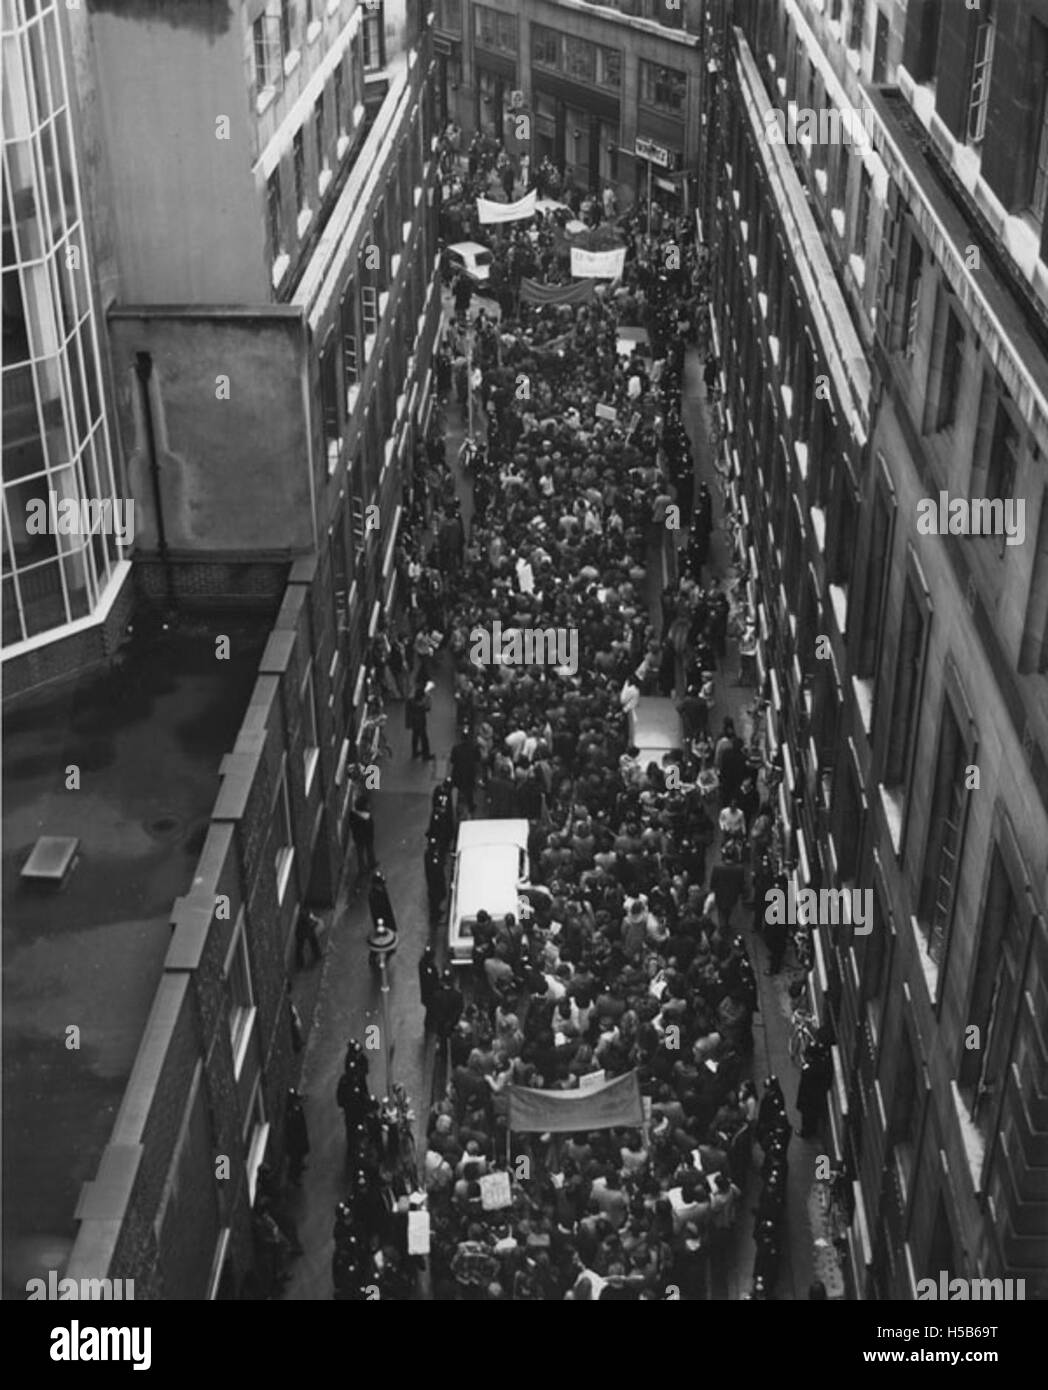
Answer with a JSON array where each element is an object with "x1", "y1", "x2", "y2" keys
[
  {"x1": 431, "y1": 970, "x2": 464, "y2": 1040},
  {"x1": 796, "y1": 1041, "x2": 833, "y2": 1138},
  {"x1": 406, "y1": 683, "x2": 434, "y2": 760},
  {"x1": 756, "y1": 1076, "x2": 786, "y2": 1150},
  {"x1": 424, "y1": 836, "x2": 448, "y2": 924},
  {"x1": 368, "y1": 869, "x2": 397, "y2": 936},
  {"x1": 418, "y1": 946, "x2": 440, "y2": 1027},
  {"x1": 709, "y1": 841, "x2": 747, "y2": 929},
  {"x1": 285, "y1": 1088, "x2": 310, "y2": 1184},
  {"x1": 450, "y1": 734, "x2": 481, "y2": 817},
  {"x1": 295, "y1": 906, "x2": 323, "y2": 969},
  {"x1": 348, "y1": 794, "x2": 378, "y2": 872}
]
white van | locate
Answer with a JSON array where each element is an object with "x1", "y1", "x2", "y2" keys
[
  {"x1": 629, "y1": 696, "x2": 684, "y2": 770},
  {"x1": 448, "y1": 819, "x2": 530, "y2": 965}
]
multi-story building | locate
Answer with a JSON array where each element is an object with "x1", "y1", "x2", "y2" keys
[
  {"x1": 433, "y1": 0, "x2": 704, "y2": 216},
  {"x1": 699, "y1": 0, "x2": 1048, "y2": 1298},
  {"x1": 2, "y1": 0, "x2": 130, "y2": 673},
  {"x1": 3, "y1": 0, "x2": 441, "y2": 1298}
]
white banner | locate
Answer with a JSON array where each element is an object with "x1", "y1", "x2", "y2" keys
[
  {"x1": 570, "y1": 246, "x2": 627, "y2": 279},
  {"x1": 477, "y1": 189, "x2": 537, "y2": 225}
]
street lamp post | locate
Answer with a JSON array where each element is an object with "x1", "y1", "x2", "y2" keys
[
  {"x1": 647, "y1": 156, "x2": 653, "y2": 238},
  {"x1": 378, "y1": 953, "x2": 393, "y2": 1097}
]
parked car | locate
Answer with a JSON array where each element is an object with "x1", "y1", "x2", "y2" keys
[
  {"x1": 447, "y1": 240, "x2": 492, "y2": 286},
  {"x1": 533, "y1": 198, "x2": 587, "y2": 237},
  {"x1": 628, "y1": 696, "x2": 684, "y2": 771},
  {"x1": 447, "y1": 819, "x2": 530, "y2": 965}
]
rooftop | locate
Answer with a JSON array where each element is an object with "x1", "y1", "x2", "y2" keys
[{"x1": 1, "y1": 610, "x2": 270, "y2": 1298}]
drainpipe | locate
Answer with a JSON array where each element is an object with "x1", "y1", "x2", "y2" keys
[{"x1": 134, "y1": 352, "x2": 175, "y2": 609}]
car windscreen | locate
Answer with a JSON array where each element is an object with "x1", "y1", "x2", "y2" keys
[{"x1": 473, "y1": 252, "x2": 492, "y2": 267}]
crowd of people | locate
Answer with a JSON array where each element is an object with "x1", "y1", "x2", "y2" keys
[{"x1": 270, "y1": 140, "x2": 837, "y2": 1301}]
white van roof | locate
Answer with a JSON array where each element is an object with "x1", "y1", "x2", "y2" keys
[
  {"x1": 454, "y1": 843, "x2": 525, "y2": 924},
  {"x1": 455, "y1": 818, "x2": 529, "y2": 853}
]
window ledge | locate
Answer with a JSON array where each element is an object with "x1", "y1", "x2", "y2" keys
[
  {"x1": 327, "y1": 0, "x2": 341, "y2": 15},
  {"x1": 337, "y1": 133, "x2": 351, "y2": 159},
  {"x1": 378, "y1": 290, "x2": 389, "y2": 316},
  {"x1": 757, "y1": 291, "x2": 768, "y2": 318},
  {"x1": 748, "y1": 253, "x2": 758, "y2": 279},
  {"x1": 271, "y1": 252, "x2": 290, "y2": 288},
  {"x1": 415, "y1": 185, "x2": 423, "y2": 207},
  {"x1": 283, "y1": 48, "x2": 301, "y2": 79},
  {"x1": 878, "y1": 783, "x2": 905, "y2": 857},
  {"x1": 390, "y1": 253, "x2": 401, "y2": 279},
  {"x1": 256, "y1": 86, "x2": 278, "y2": 116},
  {"x1": 845, "y1": 47, "x2": 861, "y2": 75},
  {"x1": 318, "y1": 167, "x2": 333, "y2": 196},
  {"x1": 795, "y1": 440, "x2": 809, "y2": 480},
  {"x1": 304, "y1": 747, "x2": 319, "y2": 793},
  {"x1": 327, "y1": 437, "x2": 342, "y2": 475},
  {"x1": 849, "y1": 251, "x2": 866, "y2": 287},
  {"x1": 828, "y1": 581, "x2": 847, "y2": 636},
  {"x1": 852, "y1": 675, "x2": 873, "y2": 736},
  {"x1": 364, "y1": 331, "x2": 377, "y2": 361},
  {"x1": 353, "y1": 101, "x2": 365, "y2": 128},
  {"x1": 276, "y1": 846, "x2": 295, "y2": 903},
  {"x1": 739, "y1": 218, "x2": 749, "y2": 242},
  {"x1": 949, "y1": 1080, "x2": 987, "y2": 1195},
  {"x1": 809, "y1": 502, "x2": 825, "y2": 550},
  {"x1": 780, "y1": 383, "x2": 793, "y2": 418},
  {"x1": 232, "y1": 1005, "x2": 257, "y2": 1081},
  {"x1": 307, "y1": 19, "x2": 322, "y2": 44},
  {"x1": 297, "y1": 206, "x2": 313, "y2": 237},
  {"x1": 402, "y1": 219, "x2": 412, "y2": 244},
  {"x1": 767, "y1": 334, "x2": 780, "y2": 365},
  {"x1": 831, "y1": 208, "x2": 846, "y2": 238},
  {"x1": 346, "y1": 382, "x2": 361, "y2": 414},
  {"x1": 908, "y1": 912, "x2": 940, "y2": 1005},
  {"x1": 814, "y1": 167, "x2": 828, "y2": 196}
]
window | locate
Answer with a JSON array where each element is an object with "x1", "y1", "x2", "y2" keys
[
  {"x1": 884, "y1": 574, "x2": 926, "y2": 788},
  {"x1": 341, "y1": 281, "x2": 359, "y2": 393},
  {"x1": 363, "y1": 3, "x2": 385, "y2": 70},
  {"x1": 1030, "y1": 26, "x2": 1048, "y2": 222},
  {"x1": 909, "y1": 0, "x2": 941, "y2": 82},
  {"x1": 361, "y1": 283, "x2": 378, "y2": 338},
  {"x1": 243, "y1": 1078, "x2": 269, "y2": 1205},
  {"x1": 532, "y1": 24, "x2": 559, "y2": 67},
  {"x1": 600, "y1": 47, "x2": 622, "y2": 89},
  {"x1": 254, "y1": 12, "x2": 283, "y2": 94},
  {"x1": 960, "y1": 849, "x2": 1023, "y2": 1134},
  {"x1": 564, "y1": 37, "x2": 596, "y2": 84},
  {"x1": 639, "y1": 60, "x2": 686, "y2": 114},
  {"x1": 917, "y1": 701, "x2": 968, "y2": 968},
  {"x1": 862, "y1": 876, "x2": 893, "y2": 1019},
  {"x1": 985, "y1": 397, "x2": 1019, "y2": 506},
  {"x1": 856, "y1": 469, "x2": 895, "y2": 679},
  {"x1": 901, "y1": 239, "x2": 922, "y2": 357},
  {"x1": 833, "y1": 145, "x2": 850, "y2": 213},
  {"x1": 854, "y1": 165, "x2": 872, "y2": 258},
  {"x1": 967, "y1": 11, "x2": 995, "y2": 144},
  {"x1": 315, "y1": 96, "x2": 326, "y2": 177},
  {"x1": 873, "y1": 8, "x2": 890, "y2": 81},
  {"x1": 320, "y1": 332, "x2": 341, "y2": 463},
  {"x1": 293, "y1": 129, "x2": 306, "y2": 213},
  {"x1": 273, "y1": 758, "x2": 294, "y2": 901},
  {"x1": 890, "y1": 1032, "x2": 922, "y2": 1190},
  {"x1": 280, "y1": 0, "x2": 293, "y2": 61},
  {"x1": 437, "y1": 0, "x2": 462, "y2": 33},
  {"x1": 924, "y1": 292, "x2": 965, "y2": 433},
  {"x1": 1020, "y1": 488, "x2": 1048, "y2": 673},
  {"x1": 847, "y1": 0, "x2": 866, "y2": 52},
  {"x1": 334, "y1": 62, "x2": 345, "y2": 134},
  {"x1": 267, "y1": 170, "x2": 283, "y2": 255},
  {"x1": 474, "y1": 7, "x2": 517, "y2": 53},
  {"x1": 301, "y1": 667, "x2": 319, "y2": 788},
  {"x1": 225, "y1": 912, "x2": 255, "y2": 1071}
]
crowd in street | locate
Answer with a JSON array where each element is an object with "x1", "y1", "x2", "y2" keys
[{"x1": 260, "y1": 142, "x2": 836, "y2": 1301}]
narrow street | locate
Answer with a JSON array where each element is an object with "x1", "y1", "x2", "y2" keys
[{"x1": 283, "y1": 294, "x2": 826, "y2": 1301}]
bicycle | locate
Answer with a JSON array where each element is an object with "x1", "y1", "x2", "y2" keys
[{"x1": 788, "y1": 1005, "x2": 818, "y2": 1067}]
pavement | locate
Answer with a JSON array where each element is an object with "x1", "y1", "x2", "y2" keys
[{"x1": 281, "y1": 303, "x2": 828, "y2": 1301}]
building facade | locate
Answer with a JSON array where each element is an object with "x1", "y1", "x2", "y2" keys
[
  {"x1": 2, "y1": 0, "x2": 130, "y2": 668},
  {"x1": 699, "y1": 0, "x2": 1048, "y2": 1298},
  {"x1": 433, "y1": 0, "x2": 704, "y2": 214},
  {"x1": 4, "y1": 0, "x2": 444, "y2": 1297}
]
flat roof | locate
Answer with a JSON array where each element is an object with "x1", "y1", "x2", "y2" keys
[{"x1": 1, "y1": 612, "x2": 270, "y2": 1297}]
